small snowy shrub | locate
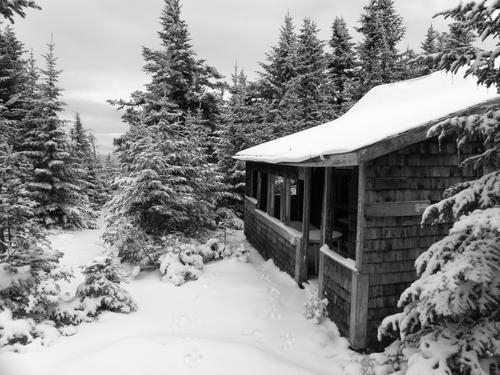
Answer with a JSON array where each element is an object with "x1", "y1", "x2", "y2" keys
[
  {"x1": 158, "y1": 237, "x2": 249, "y2": 286},
  {"x1": 158, "y1": 253, "x2": 202, "y2": 286},
  {"x1": 0, "y1": 231, "x2": 72, "y2": 322},
  {"x1": 304, "y1": 290, "x2": 328, "y2": 325},
  {"x1": 102, "y1": 217, "x2": 157, "y2": 266},
  {"x1": 53, "y1": 255, "x2": 137, "y2": 326},
  {"x1": 76, "y1": 255, "x2": 137, "y2": 315},
  {"x1": 0, "y1": 308, "x2": 60, "y2": 350}
]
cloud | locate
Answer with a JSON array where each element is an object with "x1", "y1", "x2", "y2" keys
[{"x1": 12, "y1": 0, "x2": 465, "y2": 154}]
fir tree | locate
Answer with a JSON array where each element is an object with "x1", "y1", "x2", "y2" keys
[
  {"x1": 216, "y1": 66, "x2": 267, "y2": 214},
  {"x1": 379, "y1": 3, "x2": 500, "y2": 374},
  {"x1": 69, "y1": 113, "x2": 107, "y2": 210},
  {"x1": 0, "y1": 0, "x2": 40, "y2": 22},
  {"x1": 293, "y1": 18, "x2": 329, "y2": 130},
  {"x1": 421, "y1": 24, "x2": 438, "y2": 54},
  {"x1": 356, "y1": 0, "x2": 405, "y2": 97},
  {"x1": 22, "y1": 40, "x2": 94, "y2": 228},
  {"x1": 446, "y1": 21, "x2": 476, "y2": 50},
  {"x1": 258, "y1": 12, "x2": 298, "y2": 112},
  {"x1": 107, "y1": 0, "x2": 222, "y2": 240},
  {"x1": 327, "y1": 16, "x2": 356, "y2": 114}
]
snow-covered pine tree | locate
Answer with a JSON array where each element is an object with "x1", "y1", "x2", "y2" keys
[
  {"x1": 292, "y1": 18, "x2": 330, "y2": 130},
  {"x1": 216, "y1": 66, "x2": 269, "y2": 214},
  {"x1": 69, "y1": 113, "x2": 107, "y2": 210},
  {"x1": 326, "y1": 16, "x2": 357, "y2": 115},
  {"x1": 418, "y1": 25, "x2": 440, "y2": 75},
  {"x1": 356, "y1": 0, "x2": 405, "y2": 98},
  {"x1": 0, "y1": 0, "x2": 40, "y2": 23},
  {"x1": 258, "y1": 11, "x2": 299, "y2": 130},
  {"x1": 21, "y1": 40, "x2": 94, "y2": 228},
  {"x1": 108, "y1": 0, "x2": 223, "y2": 243},
  {"x1": 378, "y1": 2, "x2": 500, "y2": 374}
]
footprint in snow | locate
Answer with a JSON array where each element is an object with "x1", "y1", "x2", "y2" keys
[
  {"x1": 267, "y1": 286, "x2": 280, "y2": 297},
  {"x1": 281, "y1": 333, "x2": 294, "y2": 351},
  {"x1": 184, "y1": 349, "x2": 203, "y2": 367},
  {"x1": 259, "y1": 273, "x2": 271, "y2": 283},
  {"x1": 269, "y1": 301, "x2": 281, "y2": 320}
]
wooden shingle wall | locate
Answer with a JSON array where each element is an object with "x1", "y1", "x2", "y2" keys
[
  {"x1": 321, "y1": 256, "x2": 352, "y2": 337},
  {"x1": 362, "y1": 137, "x2": 482, "y2": 349},
  {"x1": 244, "y1": 197, "x2": 299, "y2": 278}
]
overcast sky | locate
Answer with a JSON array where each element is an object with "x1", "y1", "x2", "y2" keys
[{"x1": 13, "y1": 0, "x2": 461, "y2": 154}]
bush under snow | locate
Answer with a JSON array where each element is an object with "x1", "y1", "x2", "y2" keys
[{"x1": 158, "y1": 237, "x2": 249, "y2": 286}]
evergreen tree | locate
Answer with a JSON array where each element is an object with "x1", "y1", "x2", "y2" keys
[
  {"x1": 258, "y1": 12, "x2": 298, "y2": 111},
  {"x1": 293, "y1": 18, "x2": 329, "y2": 130},
  {"x1": 418, "y1": 24, "x2": 440, "y2": 75},
  {"x1": 107, "y1": 0, "x2": 222, "y2": 240},
  {"x1": 421, "y1": 24, "x2": 438, "y2": 54},
  {"x1": 326, "y1": 16, "x2": 356, "y2": 114},
  {"x1": 379, "y1": 3, "x2": 500, "y2": 374},
  {"x1": 356, "y1": 0, "x2": 405, "y2": 97},
  {"x1": 21, "y1": 40, "x2": 94, "y2": 228},
  {"x1": 0, "y1": 0, "x2": 40, "y2": 22},
  {"x1": 446, "y1": 21, "x2": 476, "y2": 50},
  {"x1": 69, "y1": 113, "x2": 107, "y2": 210},
  {"x1": 216, "y1": 66, "x2": 268, "y2": 214}
]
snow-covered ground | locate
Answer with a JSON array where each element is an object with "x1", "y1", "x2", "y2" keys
[{"x1": 0, "y1": 224, "x2": 364, "y2": 375}]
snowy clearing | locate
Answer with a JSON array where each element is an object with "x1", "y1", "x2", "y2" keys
[{"x1": 0, "y1": 225, "x2": 363, "y2": 375}]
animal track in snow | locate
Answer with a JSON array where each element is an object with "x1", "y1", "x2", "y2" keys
[{"x1": 184, "y1": 348, "x2": 203, "y2": 366}]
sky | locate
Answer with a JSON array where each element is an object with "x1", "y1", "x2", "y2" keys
[{"x1": 13, "y1": 0, "x2": 462, "y2": 155}]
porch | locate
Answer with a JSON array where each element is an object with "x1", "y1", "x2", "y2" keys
[{"x1": 244, "y1": 162, "x2": 369, "y2": 348}]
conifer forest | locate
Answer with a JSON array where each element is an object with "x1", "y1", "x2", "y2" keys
[{"x1": 0, "y1": 1, "x2": 499, "y2": 375}]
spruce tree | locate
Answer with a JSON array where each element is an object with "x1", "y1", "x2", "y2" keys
[
  {"x1": 421, "y1": 25, "x2": 438, "y2": 54},
  {"x1": 69, "y1": 113, "x2": 107, "y2": 210},
  {"x1": 379, "y1": 3, "x2": 500, "y2": 374},
  {"x1": 216, "y1": 66, "x2": 267, "y2": 214},
  {"x1": 327, "y1": 16, "x2": 356, "y2": 115},
  {"x1": 22, "y1": 40, "x2": 94, "y2": 228},
  {"x1": 259, "y1": 12, "x2": 298, "y2": 111},
  {"x1": 0, "y1": 0, "x2": 40, "y2": 22},
  {"x1": 356, "y1": 0, "x2": 405, "y2": 97},
  {"x1": 108, "y1": 0, "x2": 222, "y2": 240},
  {"x1": 293, "y1": 18, "x2": 329, "y2": 130}
]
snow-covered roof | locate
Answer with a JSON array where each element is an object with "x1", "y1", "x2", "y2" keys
[{"x1": 235, "y1": 71, "x2": 499, "y2": 164}]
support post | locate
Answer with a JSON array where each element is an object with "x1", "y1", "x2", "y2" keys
[
  {"x1": 284, "y1": 178, "x2": 291, "y2": 226},
  {"x1": 349, "y1": 162, "x2": 368, "y2": 349},
  {"x1": 256, "y1": 172, "x2": 262, "y2": 209},
  {"x1": 279, "y1": 177, "x2": 286, "y2": 222},
  {"x1": 320, "y1": 167, "x2": 333, "y2": 246},
  {"x1": 318, "y1": 251, "x2": 325, "y2": 298},
  {"x1": 295, "y1": 167, "x2": 311, "y2": 285},
  {"x1": 266, "y1": 174, "x2": 275, "y2": 216}
]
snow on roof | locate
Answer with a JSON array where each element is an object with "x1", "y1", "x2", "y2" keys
[{"x1": 235, "y1": 70, "x2": 499, "y2": 164}]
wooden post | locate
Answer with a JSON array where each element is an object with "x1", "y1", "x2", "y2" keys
[
  {"x1": 349, "y1": 271, "x2": 369, "y2": 349},
  {"x1": 248, "y1": 168, "x2": 254, "y2": 198},
  {"x1": 295, "y1": 167, "x2": 311, "y2": 285},
  {"x1": 320, "y1": 167, "x2": 333, "y2": 246},
  {"x1": 284, "y1": 178, "x2": 291, "y2": 226},
  {"x1": 266, "y1": 174, "x2": 275, "y2": 216},
  {"x1": 279, "y1": 178, "x2": 286, "y2": 221},
  {"x1": 317, "y1": 251, "x2": 325, "y2": 298},
  {"x1": 349, "y1": 162, "x2": 369, "y2": 349},
  {"x1": 256, "y1": 172, "x2": 262, "y2": 209},
  {"x1": 355, "y1": 163, "x2": 366, "y2": 269}
]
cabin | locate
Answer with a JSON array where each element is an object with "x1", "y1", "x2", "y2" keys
[{"x1": 234, "y1": 71, "x2": 499, "y2": 350}]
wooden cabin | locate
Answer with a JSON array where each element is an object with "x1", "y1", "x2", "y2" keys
[{"x1": 235, "y1": 71, "x2": 499, "y2": 350}]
